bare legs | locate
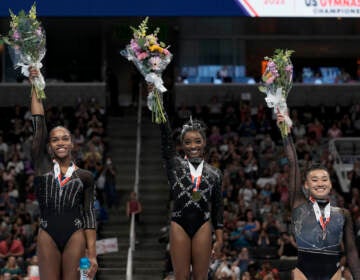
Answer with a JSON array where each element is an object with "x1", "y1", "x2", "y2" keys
[
  {"x1": 62, "y1": 230, "x2": 86, "y2": 280},
  {"x1": 37, "y1": 229, "x2": 86, "y2": 280},
  {"x1": 191, "y1": 222, "x2": 212, "y2": 280},
  {"x1": 37, "y1": 229, "x2": 61, "y2": 280},
  {"x1": 170, "y1": 221, "x2": 212, "y2": 280}
]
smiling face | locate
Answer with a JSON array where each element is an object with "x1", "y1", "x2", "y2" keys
[
  {"x1": 182, "y1": 130, "x2": 206, "y2": 159},
  {"x1": 49, "y1": 127, "x2": 73, "y2": 160},
  {"x1": 304, "y1": 169, "x2": 332, "y2": 199}
]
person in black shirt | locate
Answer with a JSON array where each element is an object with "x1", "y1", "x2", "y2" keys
[
  {"x1": 30, "y1": 68, "x2": 98, "y2": 279},
  {"x1": 155, "y1": 91, "x2": 224, "y2": 279}
]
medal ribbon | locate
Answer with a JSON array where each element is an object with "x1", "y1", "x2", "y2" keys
[
  {"x1": 309, "y1": 196, "x2": 331, "y2": 232},
  {"x1": 53, "y1": 160, "x2": 75, "y2": 187},
  {"x1": 188, "y1": 159, "x2": 204, "y2": 193}
]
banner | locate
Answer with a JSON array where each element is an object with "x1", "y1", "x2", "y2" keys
[
  {"x1": 96, "y1": 238, "x2": 119, "y2": 255},
  {"x1": 235, "y1": 0, "x2": 360, "y2": 17},
  {"x1": 1, "y1": 0, "x2": 358, "y2": 17}
]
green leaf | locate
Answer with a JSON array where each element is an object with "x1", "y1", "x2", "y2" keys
[
  {"x1": 137, "y1": 37, "x2": 146, "y2": 48},
  {"x1": 258, "y1": 86, "x2": 267, "y2": 93}
]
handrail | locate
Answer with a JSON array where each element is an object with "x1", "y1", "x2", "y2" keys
[
  {"x1": 329, "y1": 137, "x2": 360, "y2": 193},
  {"x1": 126, "y1": 85, "x2": 143, "y2": 280}
]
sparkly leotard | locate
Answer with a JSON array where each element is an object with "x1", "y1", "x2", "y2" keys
[
  {"x1": 283, "y1": 136, "x2": 360, "y2": 279},
  {"x1": 32, "y1": 115, "x2": 96, "y2": 252},
  {"x1": 160, "y1": 120, "x2": 223, "y2": 238}
]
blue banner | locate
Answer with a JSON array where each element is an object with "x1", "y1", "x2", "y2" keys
[{"x1": 0, "y1": 0, "x2": 247, "y2": 17}]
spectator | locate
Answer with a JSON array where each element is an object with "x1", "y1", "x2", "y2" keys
[
  {"x1": 0, "y1": 231, "x2": 24, "y2": 259},
  {"x1": 327, "y1": 121, "x2": 343, "y2": 139},
  {"x1": 208, "y1": 126, "x2": 223, "y2": 147},
  {"x1": 126, "y1": 191, "x2": 143, "y2": 224},
  {"x1": 103, "y1": 157, "x2": 119, "y2": 211},
  {"x1": 255, "y1": 261, "x2": 280, "y2": 280},
  {"x1": 242, "y1": 209, "x2": 261, "y2": 246},
  {"x1": 232, "y1": 247, "x2": 253, "y2": 275},
  {"x1": 230, "y1": 221, "x2": 250, "y2": 250},
  {"x1": 0, "y1": 256, "x2": 22, "y2": 279},
  {"x1": 277, "y1": 232, "x2": 297, "y2": 260},
  {"x1": 25, "y1": 255, "x2": 39, "y2": 280}
]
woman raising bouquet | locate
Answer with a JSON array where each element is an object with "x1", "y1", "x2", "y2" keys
[
  {"x1": 30, "y1": 68, "x2": 98, "y2": 279},
  {"x1": 152, "y1": 85, "x2": 224, "y2": 279}
]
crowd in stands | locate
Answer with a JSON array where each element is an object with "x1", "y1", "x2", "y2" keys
[
  {"x1": 0, "y1": 97, "x2": 109, "y2": 279},
  {"x1": 162, "y1": 98, "x2": 360, "y2": 280}
]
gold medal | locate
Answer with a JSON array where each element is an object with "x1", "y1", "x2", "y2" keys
[{"x1": 192, "y1": 191, "x2": 201, "y2": 201}]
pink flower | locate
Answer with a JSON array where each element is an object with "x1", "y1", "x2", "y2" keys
[
  {"x1": 149, "y1": 56, "x2": 162, "y2": 71},
  {"x1": 12, "y1": 31, "x2": 21, "y2": 40},
  {"x1": 35, "y1": 28, "x2": 42, "y2": 37},
  {"x1": 130, "y1": 39, "x2": 141, "y2": 53},
  {"x1": 265, "y1": 75, "x2": 276, "y2": 84},
  {"x1": 285, "y1": 65, "x2": 293, "y2": 72},
  {"x1": 137, "y1": 52, "x2": 148, "y2": 60},
  {"x1": 163, "y1": 49, "x2": 170, "y2": 56}
]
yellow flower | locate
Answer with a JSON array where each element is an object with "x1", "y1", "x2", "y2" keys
[
  {"x1": 148, "y1": 44, "x2": 164, "y2": 53},
  {"x1": 146, "y1": 35, "x2": 157, "y2": 45},
  {"x1": 29, "y1": 4, "x2": 37, "y2": 20}
]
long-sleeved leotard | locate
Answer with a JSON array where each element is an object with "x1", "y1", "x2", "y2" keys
[
  {"x1": 32, "y1": 115, "x2": 96, "y2": 252},
  {"x1": 283, "y1": 135, "x2": 360, "y2": 279},
  {"x1": 159, "y1": 120, "x2": 223, "y2": 238}
]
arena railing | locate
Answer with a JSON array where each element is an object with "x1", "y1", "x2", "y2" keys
[
  {"x1": 329, "y1": 137, "x2": 360, "y2": 193},
  {"x1": 126, "y1": 84, "x2": 143, "y2": 280}
]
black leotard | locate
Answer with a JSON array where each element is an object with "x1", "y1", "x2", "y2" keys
[
  {"x1": 32, "y1": 115, "x2": 96, "y2": 252},
  {"x1": 283, "y1": 136, "x2": 360, "y2": 279},
  {"x1": 159, "y1": 120, "x2": 223, "y2": 238}
]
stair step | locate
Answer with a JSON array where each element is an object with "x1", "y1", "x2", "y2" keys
[{"x1": 97, "y1": 109, "x2": 168, "y2": 280}]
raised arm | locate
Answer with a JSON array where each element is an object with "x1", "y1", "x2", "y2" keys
[
  {"x1": 277, "y1": 114, "x2": 305, "y2": 209},
  {"x1": 343, "y1": 209, "x2": 360, "y2": 279},
  {"x1": 30, "y1": 69, "x2": 48, "y2": 176}
]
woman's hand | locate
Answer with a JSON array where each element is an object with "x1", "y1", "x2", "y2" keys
[
  {"x1": 86, "y1": 256, "x2": 98, "y2": 279},
  {"x1": 147, "y1": 83, "x2": 155, "y2": 93},
  {"x1": 211, "y1": 240, "x2": 223, "y2": 259},
  {"x1": 276, "y1": 112, "x2": 292, "y2": 134},
  {"x1": 276, "y1": 112, "x2": 286, "y2": 127},
  {"x1": 28, "y1": 67, "x2": 40, "y2": 80}
]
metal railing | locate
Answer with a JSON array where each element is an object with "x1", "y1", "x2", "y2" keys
[
  {"x1": 329, "y1": 137, "x2": 360, "y2": 193},
  {"x1": 126, "y1": 86, "x2": 143, "y2": 280}
]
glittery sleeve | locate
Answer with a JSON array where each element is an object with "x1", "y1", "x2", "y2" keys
[
  {"x1": 211, "y1": 168, "x2": 224, "y2": 230},
  {"x1": 343, "y1": 208, "x2": 360, "y2": 278},
  {"x1": 78, "y1": 169, "x2": 97, "y2": 229},
  {"x1": 159, "y1": 117, "x2": 178, "y2": 186},
  {"x1": 282, "y1": 135, "x2": 306, "y2": 209},
  {"x1": 31, "y1": 115, "x2": 50, "y2": 176}
]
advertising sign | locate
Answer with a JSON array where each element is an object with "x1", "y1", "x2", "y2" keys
[{"x1": 236, "y1": 0, "x2": 360, "y2": 17}]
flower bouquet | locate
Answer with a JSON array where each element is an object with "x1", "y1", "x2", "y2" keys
[
  {"x1": 258, "y1": 49, "x2": 294, "y2": 137},
  {"x1": 0, "y1": 3, "x2": 46, "y2": 99},
  {"x1": 121, "y1": 17, "x2": 172, "y2": 124}
]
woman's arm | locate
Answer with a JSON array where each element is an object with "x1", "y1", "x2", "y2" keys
[
  {"x1": 343, "y1": 209, "x2": 360, "y2": 279},
  {"x1": 30, "y1": 70, "x2": 47, "y2": 176},
  {"x1": 81, "y1": 171, "x2": 98, "y2": 278},
  {"x1": 212, "y1": 170, "x2": 224, "y2": 257},
  {"x1": 277, "y1": 113, "x2": 305, "y2": 209}
]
